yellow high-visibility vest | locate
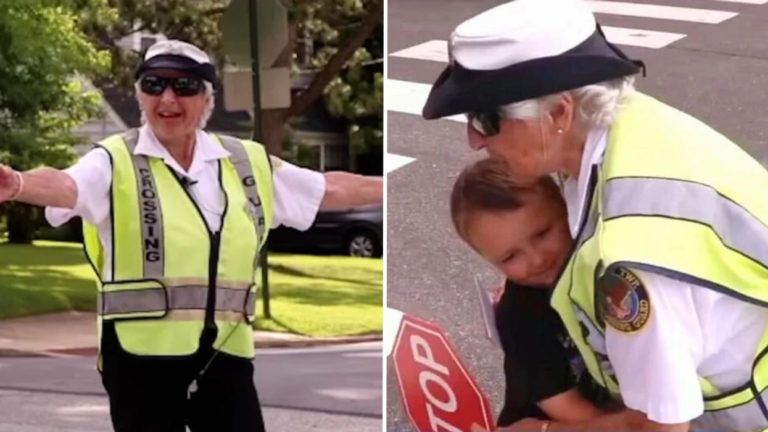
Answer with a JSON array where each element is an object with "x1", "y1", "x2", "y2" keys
[
  {"x1": 550, "y1": 92, "x2": 768, "y2": 431},
  {"x1": 82, "y1": 129, "x2": 274, "y2": 360}
]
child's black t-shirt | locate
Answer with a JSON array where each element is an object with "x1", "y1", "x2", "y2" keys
[{"x1": 494, "y1": 280, "x2": 613, "y2": 427}]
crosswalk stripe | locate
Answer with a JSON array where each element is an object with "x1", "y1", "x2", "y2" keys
[
  {"x1": 601, "y1": 26, "x2": 686, "y2": 49},
  {"x1": 387, "y1": 0, "x2": 752, "y2": 122},
  {"x1": 390, "y1": 24, "x2": 685, "y2": 63},
  {"x1": 390, "y1": 40, "x2": 447, "y2": 63},
  {"x1": 587, "y1": 1, "x2": 738, "y2": 23},
  {"x1": 385, "y1": 79, "x2": 465, "y2": 123},
  {"x1": 387, "y1": 153, "x2": 417, "y2": 173}
]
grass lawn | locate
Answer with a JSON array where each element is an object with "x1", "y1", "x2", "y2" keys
[{"x1": 0, "y1": 241, "x2": 382, "y2": 337}]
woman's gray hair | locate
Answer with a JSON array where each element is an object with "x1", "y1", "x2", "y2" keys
[
  {"x1": 500, "y1": 76, "x2": 636, "y2": 129},
  {"x1": 134, "y1": 80, "x2": 216, "y2": 130}
]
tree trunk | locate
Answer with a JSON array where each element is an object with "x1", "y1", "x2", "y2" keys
[
  {"x1": 260, "y1": 109, "x2": 289, "y2": 157},
  {"x1": 256, "y1": 21, "x2": 296, "y2": 157},
  {"x1": 287, "y1": 0, "x2": 384, "y2": 119},
  {"x1": 252, "y1": 2, "x2": 383, "y2": 158},
  {"x1": 5, "y1": 202, "x2": 37, "y2": 244}
]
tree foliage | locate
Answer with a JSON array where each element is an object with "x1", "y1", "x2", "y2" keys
[
  {"x1": 321, "y1": 21, "x2": 383, "y2": 158},
  {"x1": 80, "y1": 0, "x2": 229, "y2": 89},
  {"x1": 286, "y1": 0, "x2": 383, "y2": 160},
  {"x1": 0, "y1": 0, "x2": 112, "y2": 243},
  {"x1": 0, "y1": 0, "x2": 111, "y2": 169}
]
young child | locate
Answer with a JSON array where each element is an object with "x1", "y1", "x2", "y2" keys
[{"x1": 450, "y1": 157, "x2": 617, "y2": 428}]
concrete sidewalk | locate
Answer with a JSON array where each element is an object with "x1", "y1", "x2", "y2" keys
[{"x1": 0, "y1": 311, "x2": 381, "y2": 358}]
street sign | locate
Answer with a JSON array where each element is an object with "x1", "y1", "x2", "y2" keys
[
  {"x1": 222, "y1": 66, "x2": 291, "y2": 111},
  {"x1": 220, "y1": 0, "x2": 291, "y2": 110},
  {"x1": 221, "y1": 0, "x2": 289, "y2": 68},
  {"x1": 391, "y1": 313, "x2": 495, "y2": 432}
]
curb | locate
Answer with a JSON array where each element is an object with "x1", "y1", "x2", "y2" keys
[
  {"x1": 0, "y1": 333, "x2": 383, "y2": 358},
  {"x1": 256, "y1": 334, "x2": 382, "y2": 349},
  {"x1": 0, "y1": 349, "x2": 51, "y2": 358}
]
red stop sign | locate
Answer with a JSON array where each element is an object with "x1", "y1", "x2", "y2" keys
[{"x1": 392, "y1": 314, "x2": 495, "y2": 432}]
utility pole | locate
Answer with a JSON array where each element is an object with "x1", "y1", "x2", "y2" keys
[
  {"x1": 222, "y1": 0, "x2": 289, "y2": 320},
  {"x1": 248, "y1": 0, "x2": 271, "y2": 319}
]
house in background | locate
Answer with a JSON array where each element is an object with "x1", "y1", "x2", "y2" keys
[{"x1": 72, "y1": 31, "x2": 365, "y2": 173}]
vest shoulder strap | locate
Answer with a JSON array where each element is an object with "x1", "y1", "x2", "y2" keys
[
  {"x1": 82, "y1": 129, "x2": 143, "y2": 280},
  {"x1": 213, "y1": 134, "x2": 274, "y2": 251},
  {"x1": 95, "y1": 128, "x2": 139, "y2": 154}
]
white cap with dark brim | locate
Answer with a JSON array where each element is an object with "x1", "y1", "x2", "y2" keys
[
  {"x1": 422, "y1": 0, "x2": 645, "y2": 120},
  {"x1": 135, "y1": 40, "x2": 217, "y2": 84}
]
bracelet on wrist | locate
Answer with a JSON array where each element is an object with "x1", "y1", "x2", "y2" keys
[{"x1": 8, "y1": 171, "x2": 23, "y2": 201}]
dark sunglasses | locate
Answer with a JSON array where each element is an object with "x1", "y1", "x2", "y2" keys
[
  {"x1": 139, "y1": 75, "x2": 204, "y2": 97},
  {"x1": 466, "y1": 111, "x2": 502, "y2": 137}
]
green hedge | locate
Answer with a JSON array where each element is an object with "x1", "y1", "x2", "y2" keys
[{"x1": 35, "y1": 218, "x2": 83, "y2": 243}]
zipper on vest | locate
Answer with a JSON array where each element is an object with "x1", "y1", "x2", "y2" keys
[{"x1": 206, "y1": 231, "x2": 221, "y2": 333}]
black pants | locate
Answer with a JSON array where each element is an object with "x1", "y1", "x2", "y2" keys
[{"x1": 99, "y1": 323, "x2": 266, "y2": 432}]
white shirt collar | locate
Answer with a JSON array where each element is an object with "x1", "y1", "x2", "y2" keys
[
  {"x1": 133, "y1": 125, "x2": 231, "y2": 177},
  {"x1": 562, "y1": 125, "x2": 608, "y2": 237}
]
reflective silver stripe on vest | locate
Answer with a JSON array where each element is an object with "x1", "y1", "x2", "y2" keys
[
  {"x1": 122, "y1": 129, "x2": 165, "y2": 278},
  {"x1": 217, "y1": 135, "x2": 266, "y2": 269},
  {"x1": 694, "y1": 396, "x2": 768, "y2": 432},
  {"x1": 604, "y1": 177, "x2": 768, "y2": 269},
  {"x1": 98, "y1": 286, "x2": 255, "y2": 317}
]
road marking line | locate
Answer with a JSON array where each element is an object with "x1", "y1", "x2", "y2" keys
[
  {"x1": 391, "y1": 27, "x2": 685, "y2": 63},
  {"x1": 343, "y1": 352, "x2": 382, "y2": 358},
  {"x1": 391, "y1": 40, "x2": 449, "y2": 62},
  {"x1": 257, "y1": 342, "x2": 382, "y2": 355},
  {"x1": 601, "y1": 26, "x2": 686, "y2": 49},
  {"x1": 386, "y1": 153, "x2": 417, "y2": 173},
  {"x1": 385, "y1": 79, "x2": 466, "y2": 123},
  {"x1": 587, "y1": 1, "x2": 738, "y2": 24},
  {"x1": 384, "y1": 308, "x2": 404, "y2": 357}
]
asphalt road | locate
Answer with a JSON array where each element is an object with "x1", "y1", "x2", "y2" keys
[
  {"x1": 0, "y1": 390, "x2": 379, "y2": 432},
  {"x1": 385, "y1": 0, "x2": 768, "y2": 431},
  {"x1": 0, "y1": 342, "x2": 382, "y2": 431}
]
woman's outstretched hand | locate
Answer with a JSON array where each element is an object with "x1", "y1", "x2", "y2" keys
[{"x1": 0, "y1": 165, "x2": 21, "y2": 204}]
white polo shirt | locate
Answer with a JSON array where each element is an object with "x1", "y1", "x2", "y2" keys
[
  {"x1": 45, "y1": 125, "x2": 325, "y2": 279},
  {"x1": 561, "y1": 127, "x2": 768, "y2": 426}
]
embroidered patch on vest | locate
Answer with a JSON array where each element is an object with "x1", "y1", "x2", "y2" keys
[{"x1": 598, "y1": 267, "x2": 651, "y2": 333}]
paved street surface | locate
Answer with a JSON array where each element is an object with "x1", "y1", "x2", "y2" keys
[
  {"x1": 0, "y1": 390, "x2": 379, "y2": 432},
  {"x1": 386, "y1": 0, "x2": 768, "y2": 431},
  {"x1": 0, "y1": 342, "x2": 381, "y2": 431}
]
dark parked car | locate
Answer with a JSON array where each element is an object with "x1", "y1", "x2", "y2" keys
[{"x1": 268, "y1": 204, "x2": 382, "y2": 258}]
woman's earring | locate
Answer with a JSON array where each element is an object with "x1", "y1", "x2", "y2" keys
[{"x1": 557, "y1": 129, "x2": 563, "y2": 134}]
